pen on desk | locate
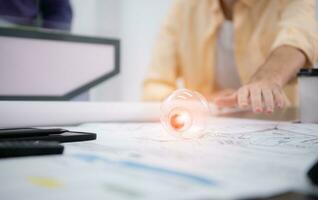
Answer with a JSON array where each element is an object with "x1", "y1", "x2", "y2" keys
[{"x1": 0, "y1": 128, "x2": 67, "y2": 139}]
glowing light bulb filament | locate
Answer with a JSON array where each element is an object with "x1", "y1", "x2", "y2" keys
[{"x1": 169, "y1": 111, "x2": 191, "y2": 132}]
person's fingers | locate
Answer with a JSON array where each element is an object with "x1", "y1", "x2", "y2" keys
[
  {"x1": 237, "y1": 87, "x2": 249, "y2": 108},
  {"x1": 250, "y1": 87, "x2": 263, "y2": 113},
  {"x1": 215, "y1": 82, "x2": 285, "y2": 113},
  {"x1": 273, "y1": 87, "x2": 284, "y2": 108},
  {"x1": 262, "y1": 88, "x2": 274, "y2": 113},
  {"x1": 214, "y1": 93, "x2": 237, "y2": 108}
]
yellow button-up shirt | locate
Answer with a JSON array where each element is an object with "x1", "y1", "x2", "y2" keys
[{"x1": 143, "y1": 0, "x2": 318, "y2": 106}]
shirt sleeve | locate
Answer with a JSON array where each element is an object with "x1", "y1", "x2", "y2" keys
[
  {"x1": 271, "y1": 0, "x2": 318, "y2": 67},
  {"x1": 142, "y1": 0, "x2": 183, "y2": 101}
]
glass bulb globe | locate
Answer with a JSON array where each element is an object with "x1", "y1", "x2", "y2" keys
[{"x1": 160, "y1": 89, "x2": 210, "y2": 139}]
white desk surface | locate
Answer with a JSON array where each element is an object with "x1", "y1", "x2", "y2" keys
[{"x1": 1, "y1": 110, "x2": 318, "y2": 200}]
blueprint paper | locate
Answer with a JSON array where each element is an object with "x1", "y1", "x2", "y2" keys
[{"x1": 1, "y1": 118, "x2": 318, "y2": 199}]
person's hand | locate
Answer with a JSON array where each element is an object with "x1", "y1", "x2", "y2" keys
[
  {"x1": 214, "y1": 80, "x2": 287, "y2": 113},
  {"x1": 214, "y1": 46, "x2": 306, "y2": 113}
]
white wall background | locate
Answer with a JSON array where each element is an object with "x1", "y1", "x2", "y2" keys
[
  {"x1": 70, "y1": 0, "x2": 171, "y2": 101},
  {"x1": 120, "y1": 0, "x2": 171, "y2": 101}
]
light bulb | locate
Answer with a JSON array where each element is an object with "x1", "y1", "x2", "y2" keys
[{"x1": 160, "y1": 89, "x2": 210, "y2": 139}]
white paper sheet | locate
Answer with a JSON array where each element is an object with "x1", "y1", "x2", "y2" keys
[
  {"x1": 1, "y1": 118, "x2": 318, "y2": 200},
  {"x1": 0, "y1": 101, "x2": 161, "y2": 128}
]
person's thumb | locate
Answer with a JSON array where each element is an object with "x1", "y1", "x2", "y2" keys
[{"x1": 214, "y1": 92, "x2": 237, "y2": 108}]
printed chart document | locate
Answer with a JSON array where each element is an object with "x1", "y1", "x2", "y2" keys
[{"x1": 1, "y1": 117, "x2": 318, "y2": 200}]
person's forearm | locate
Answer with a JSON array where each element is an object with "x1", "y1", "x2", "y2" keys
[
  {"x1": 250, "y1": 45, "x2": 306, "y2": 87},
  {"x1": 214, "y1": 45, "x2": 307, "y2": 113}
]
